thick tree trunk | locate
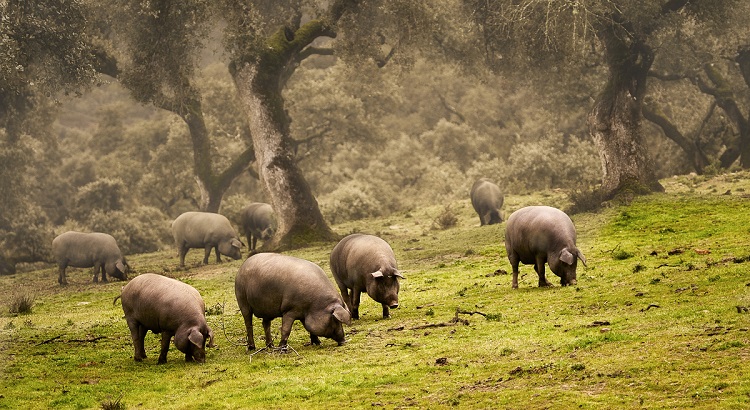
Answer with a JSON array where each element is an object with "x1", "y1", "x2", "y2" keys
[
  {"x1": 231, "y1": 61, "x2": 336, "y2": 250},
  {"x1": 589, "y1": 25, "x2": 664, "y2": 198}
]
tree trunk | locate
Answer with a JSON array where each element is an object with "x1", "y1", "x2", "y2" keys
[
  {"x1": 589, "y1": 24, "x2": 664, "y2": 198},
  {"x1": 179, "y1": 98, "x2": 256, "y2": 213},
  {"x1": 642, "y1": 103, "x2": 710, "y2": 174},
  {"x1": 230, "y1": 29, "x2": 337, "y2": 250},
  {"x1": 695, "y1": 63, "x2": 750, "y2": 168}
]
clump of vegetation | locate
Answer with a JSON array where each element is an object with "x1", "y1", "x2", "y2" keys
[
  {"x1": 567, "y1": 187, "x2": 609, "y2": 214},
  {"x1": 8, "y1": 294, "x2": 34, "y2": 315},
  {"x1": 100, "y1": 394, "x2": 125, "y2": 410},
  {"x1": 433, "y1": 205, "x2": 458, "y2": 230},
  {"x1": 613, "y1": 249, "x2": 634, "y2": 260}
]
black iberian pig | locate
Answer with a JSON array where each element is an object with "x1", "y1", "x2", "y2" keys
[
  {"x1": 239, "y1": 202, "x2": 277, "y2": 252},
  {"x1": 234, "y1": 253, "x2": 351, "y2": 351},
  {"x1": 52, "y1": 231, "x2": 129, "y2": 286},
  {"x1": 171, "y1": 211, "x2": 243, "y2": 267},
  {"x1": 504, "y1": 206, "x2": 587, "y2": 289},
  {"x1": 119, "y1": 273, "x2": 214, "y2": 364},
  {"x1": 470, "y1": 178, "x2": 504, "y2": 226},
  {"x1": 330, "y1": 233, "x2": 404, "y2": 319}
]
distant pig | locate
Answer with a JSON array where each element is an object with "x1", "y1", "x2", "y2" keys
[
  {"x1": 470, "y1": 178, "x2": 504, "y2": 226},
  {"x1": 119, "y1": 273, "x2": 214, "y2": 364},
  {"x1": 240, "y1": 202, "x2": 277, "y2": 252},
  {"x1": 52, "y1": 231, "x2": 129, "y2": 286},
  {"x1": 171, "y1": 211, "x2": 243, "y2": 268},
  {"x1": 504, "y1": 206, "x2": 587, "y2": 289},
  {"x1": 330, "y1": 234, "x2": 404, "y2": 319},
  {"x1": 235, "y1": 253, "x2": 351, "y2": 350}
]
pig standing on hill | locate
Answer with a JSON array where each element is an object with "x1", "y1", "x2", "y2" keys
[
  {"x1": 235, "y1": 253, "x2": 351, "y2": 351},
  {"x1": 240, "y1": 202, "x2": 277, "y2": 252},
  {"x1": 52, "y1": 231, "x2": 129, "y2": 286},
  {"x1": 119, "y1": 273, "x2": 214, "y2": 364},
  {"x1": 504, "y1": 206, "x2": 587, "y2": 289},
  {"x1": 470, "y1": 178, "x2": 504, "y2": 226},
  {"x1": 330, "y1": 234, "x2": 404, "y2": 319},
  {"x1": 171, "y1": 211, "x2": 243, "y2": 267}
]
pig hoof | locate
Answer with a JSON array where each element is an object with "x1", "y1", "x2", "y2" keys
[{"x1": 247, "y1": 345, "x2": 256, "y2": 351}]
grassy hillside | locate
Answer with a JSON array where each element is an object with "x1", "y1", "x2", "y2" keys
[{"x1": 1, "y1": 173, "x2": 749, "y2": 409}]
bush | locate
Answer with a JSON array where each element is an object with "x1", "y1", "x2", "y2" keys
[
  {"x1": 433, "y1": 205, "x2": 459, "y2": 230},
  {"x1": 319, "y1": 180, "x2": 384, "y2": 224},
  {"x1": 9, "y1": 294, "x2": 34, "y2": 315},
  {"x1": 85, "y1": 206, "x2": 172, "y2": 254},
  {"x1": 71, "y1": 178, "x2": 126, "y2": 221}
]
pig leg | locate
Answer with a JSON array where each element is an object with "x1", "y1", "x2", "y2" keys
[
  {"x1": 100, "y1": 264, "x2": 109, "y2": 283},
  {"x1": 335, "y1": 283, "x2": 353, "y2": 314},
  {"x1": 92, "y1": 263, "x2": 101, "y2": 283},
  {"x1": 202, "y1": 245, "x2": 212, "y2": 264},
  {"x1": 309, "y1": 333, "x2": 321, "y2": 346},
  {"x1": 58, "y1": 264, "x2": 68, "y2": 286},
  {"x1": 127, "y1": 319, "x2": 148, "y2": 362},
  {"x1": 535, "y1": 256, "x2": 552, "y2": 287},
  {"x1": 351, "y1": 289, "x2": 362, "y2": 320},
  {"x1": 214, "y1": 245, "x2": 222, "y2": 263},
  {"x1": 278, "y1": 314, "x2": 296, "y2": 349},
  {"x1": 262, "y1": 318, "x2": 274, "y2": 348},
  {"x1": 382, "y1": 304, "x2": 391, "y2": 319},
  {"x1": 178, "y1": 244, "x2": 189, "y2": 268},
  {"x1": 508, "y1": 251, "x2": 520, "y2": 289},
  {"x1": 239, "y1": 306, "x2": 256, "y2": 350},
  {"x1": 157, "y1": 332, "x2": 173, "y2": 364}
]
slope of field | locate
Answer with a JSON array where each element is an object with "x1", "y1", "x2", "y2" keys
[{"x1": 1, "y1": 172, "x2": 749, "y2": 409}]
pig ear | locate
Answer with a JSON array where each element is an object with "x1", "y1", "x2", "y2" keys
[
  {"x1": 370, "y1": 270, "x2": 384, "y2": 278},
  {"x1": 231, "y1": 238, "x2": 243, "y2": 249},
  {"x1": 577, "y1": 249, "x2": 587, "y2": 267},
  {"x1": 332, "y1": 305, "x2": 352, "y2": 326},
  {"x1": 188, "y1": 328, "x2": 204, "y2": 347},
  {"x1": 560, "y1": 249, "x2": 575, "y2": 265},
  {"x1": 116, "y1": 261, "x2": 126, "y2": 272},
  {"x1": 394, "y1": 270, "x2": 405, "y2": 279}
]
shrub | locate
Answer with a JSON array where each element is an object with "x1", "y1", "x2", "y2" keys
[
  {"x1": 85, "y1": 207, "x2": 172, "y2": 254},
  {"x1": 71, "y1": 178, "x2": 126, "y2": 221},
  {"x1": 9, "y1": 294, "x2": 34, "y2": 315},
  {"x1": 433, "y1": 205, "x2": 458, "y2": 230},
  {"x1": 319, "y1": 180, "x2": 384, "y2": 224}
]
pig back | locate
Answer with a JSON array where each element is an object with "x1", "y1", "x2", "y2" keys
[
  {"x1": 505, "y1": 206, "x2": 576, "y2": 261},
  {"x1": 471, "y1": 179, "x2": 503, "y2": 207},
  {"x1": 121, "y1": 273, "x2": 205, "y2": 332},
  {"x1": 330, "y1": 234, "x2": 397, "y2": 288},
  {"x1": 172, "y1": 211, "x2": 236, "y2": 246},
  {"x1": 52, "y1": 231, "x2": 122, "y2": 268},
  {"x1": 235, "y1": 253, "x2": 340, "y2": 318}
]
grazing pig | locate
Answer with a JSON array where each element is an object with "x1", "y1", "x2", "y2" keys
[
  {"x1": 119, "y1": 273, "x2": 214, "y2": 364},
  {"x1": 171, "y1": 211, "x2": 243, "y2": 267},
  {"x1": 504, "y1": 206, "x2": 587, "y2": 289},
  {"x1": 240, "y1": 202, "x2": 277, "y2": 252},
  {"x1": 330, "y1": 234, "x2": 404, "y2": 319},
  {"x1": 471, "y1": 178, "x2": 504, "y2": 225},
  {"x1": 234, "y1": 253, "x2": 351, "y2": 350},
  {"x1": 52, "y1": 231, "x2": 129, "y2": 286}
]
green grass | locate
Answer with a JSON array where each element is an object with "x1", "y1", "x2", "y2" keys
[{"x1": 2, "y1": 172, "x2": 750, "y2": 409}]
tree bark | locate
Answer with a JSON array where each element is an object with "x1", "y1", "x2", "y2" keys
[
  {"x1": 588, "y1": 22, "x2": 664, "y2": 197},
  {"x1": 230, "y1": 26, "x2": 337, "y2": 250}
]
